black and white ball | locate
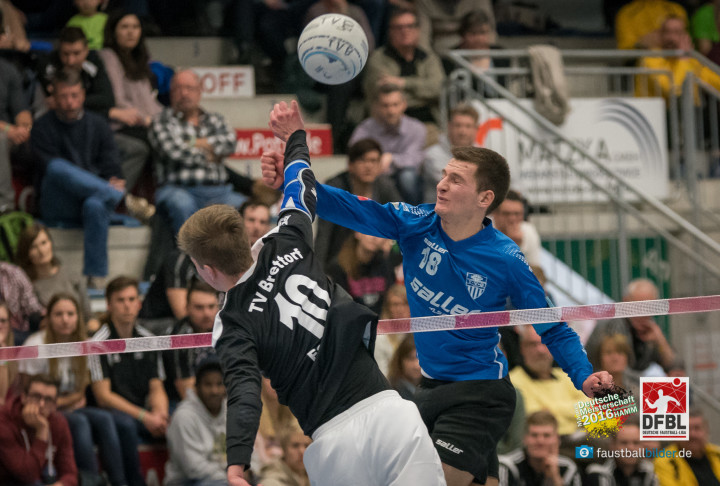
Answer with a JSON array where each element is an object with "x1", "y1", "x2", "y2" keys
[{"x1": 298, "y1": 14, "x2": 369, "y2": 85}]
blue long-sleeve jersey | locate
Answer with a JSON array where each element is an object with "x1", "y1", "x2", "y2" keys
[{"x1": 316, "y1": 184, "x2": 594, "y2": 389}]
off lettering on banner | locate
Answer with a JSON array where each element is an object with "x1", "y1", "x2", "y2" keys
[{"x1": 640, "y1": 377, "x2": 689, "y2": 441}]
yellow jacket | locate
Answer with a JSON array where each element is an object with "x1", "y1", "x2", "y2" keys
[
  {"x1": 636, "y1": 55, "x2": 720, "y2": 100},
  {"x1": 654, "y1": 443, "x2": 720, "y2": 486}
]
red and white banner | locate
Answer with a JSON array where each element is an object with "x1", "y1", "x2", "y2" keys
[{"x1": 231, "y1": 125, "x2": 333, "y2": 159}]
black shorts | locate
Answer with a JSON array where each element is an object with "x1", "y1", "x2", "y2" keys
[{"x1": 415, "y1": 376, "x2": 516, "y2": 484}]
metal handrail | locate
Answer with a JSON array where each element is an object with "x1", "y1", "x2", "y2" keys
[{"x1": 446, "y1": 51, "x2": 720, "y2": 265}]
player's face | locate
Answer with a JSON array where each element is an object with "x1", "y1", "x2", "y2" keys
[
  {"x1": 59, "y1": 40, "x2": 89, "y2": 70},
  {"x1": 243, "y1": 205, "x2": 271, "y2": 246},
  {"x1": 49, "y1": 299, "x2": 79, "y2": 339},
  {"x1": 375, "y1": 91, "x2": 406, "y2": 127},
  {"x1": 447, "y1": 114, "x2": 477, "y2": 147},
  {"x1": 54, "y1": 83, "x2": 85, "y2": 120},
  {"x1": 283, "y1": 432, "x2": 312, "y2": 474},
  {"x1": 435, "y1": 159, "x2": 489, "y2": 221},
  {"x1": 187, "y1": 290, "x2": 219, "y2": 332},
  {"x1": 28, "y1": 230, "x2": 54, "y2": 267},
  {"x1": 114, "y1": 14, "x2": 142, "y2": 51},
  {"x1": 171, "y1": 72, "x2": 202, "y2": 114},
  {"x1": 197, "y1": 370, "x2": 225, "y2": 415},
  {"x1": 348, "y1": 150, "x2": 382, "y2": 184},
  {"x1": 106, "y1": 285, "x2": 142, "y2": 327},
  {"x1": 524, "y1": 424, "x2": 558, "y2": 460},
  {"x1": 388, "y1": 13, "x2": 420, "y2": 50},
  {"x1": 493, "y1": 199, "x2": 524, "y2": 234},
  {"x1": 613, "y1": 425, "x2": 641, "y2": 468}
]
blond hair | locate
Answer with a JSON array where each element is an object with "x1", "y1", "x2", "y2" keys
[{"x1": 178, "y1": 204, "x2": 253, "y2": 277}]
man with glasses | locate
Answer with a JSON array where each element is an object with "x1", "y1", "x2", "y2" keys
[
  {"x1": 363, "y1": 7, "x2": 445, "y2": 125},
  {"x1": 0, "y1": 374, "x2": 78, "y2": 486}
]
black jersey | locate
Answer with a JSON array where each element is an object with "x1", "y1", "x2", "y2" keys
[{"x1": 214, "y1": 130, "x2": 390, "y2": 468}]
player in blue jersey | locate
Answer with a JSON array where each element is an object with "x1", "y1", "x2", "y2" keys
[{"x1": 261, "y1": 101, "x2": 613, "y2": 486}]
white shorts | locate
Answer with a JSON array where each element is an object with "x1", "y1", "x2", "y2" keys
[{"x1": 303, "y1": 389, "x2": 446, "y2": 486}]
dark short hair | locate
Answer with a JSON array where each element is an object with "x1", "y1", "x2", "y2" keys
[
  {"x1": 451, "y1": 146, "x2": 510, "y2": 214},
  {"x1": 525, "y1": 410, "x2": 558, "y2": 432},
  {"x1": 105, "y1": 276, "x2": 139, "y2": 301},
  {"x1": 239, "y1": 200, "x2": 271, "y2": 218},
  {"x1": 373, "y1": 83, "x2": 404, "y2": 103},
  {"x1": 449, "y1": 103, "x2": 479, "y2": 124},
  {"x1": 195, "y1": 357, "x2": 222, "y2": 381},
  {"x1": 504, "y1": 189, "x2": 524, "y2": 203},
  {"x1": 52, "y1": 67, "x2": 84, "y2": 90},
  {"x1": 58, "y1": 26, "x2": 88, "y2": 45},
  {"x1": 25, "y1": 374, "x2": 60, "y2": 394},
  {"x1": 187, "y1": 279, "x2": 218, "y2": 301},
  {"x1": 459, "y1": 10, "x2": 493, "y2": 37},
  {"x1": 388, "y1": 7, "x2": 418, "y2": 26},
  {"x1": 348, "y1": 138, "x2": 382, "y2": 163}
]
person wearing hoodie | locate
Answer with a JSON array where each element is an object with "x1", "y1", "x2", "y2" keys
[
  {"x1": 164, "y1": 358, "x2": 228, "y2": 486},
  {"x1": 0, "y1": 373, "x2": 78, "y2": 486}
]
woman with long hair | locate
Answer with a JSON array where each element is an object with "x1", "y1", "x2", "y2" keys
[
  {"x1": 99, "y1": 10, "x2": 163, "y2": 188},
  {"x1": 0, "y1": 300, "x2": 18, "y2": 406},
  {"x1": 18, "y1": 293, "x2": 129, "y2": 486},
  {"x1": 374, "y1": 283, "x2": 411, "y2": 375},
  {"x1": 16, "y1": 223, "x2": 98, "y2": 332},
  {"x1": 387, "y1": 335, "x2": 422, "y2": 401}
]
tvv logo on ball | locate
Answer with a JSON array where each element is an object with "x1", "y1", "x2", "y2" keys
[{"x1": 640, "y1": 377, "x2": 689, "y2": 441}]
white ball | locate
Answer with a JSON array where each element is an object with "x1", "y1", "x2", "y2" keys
[{"x1": 298, "y1": 14, "x2": 369, "y2": 85}]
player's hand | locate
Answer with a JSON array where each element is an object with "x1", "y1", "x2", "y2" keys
[
  {"x1": 261, "y1": 151, "x2": 285, "y2": 189},
  {"x1": 582, "y1": 371, "x2": 614, "y2": 398},
  {"x1": 269, "y1": 100, "x2": 305, "y2": 142},
  {"x1": 228, "y1": 464, "x2": 253, "y2": 486}
]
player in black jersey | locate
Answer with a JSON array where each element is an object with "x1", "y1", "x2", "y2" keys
[{"x1": 178, "y1": 101, "x2": 445, "y2": 486}]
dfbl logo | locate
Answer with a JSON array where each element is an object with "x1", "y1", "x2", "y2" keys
[
  {"x1": 575, "y1": 446, "x2": 594, "y2": 459},
  {"x1": 640, "y1": 377, "x2": 689, "y2": 441}
]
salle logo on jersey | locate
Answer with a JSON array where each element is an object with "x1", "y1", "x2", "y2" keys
[
  {"x1": 391, "y1": 201, "x2": 430, "y2": 216},
  {"x1": 466, "y1": 272, "x2": 488, "y2": 299}
]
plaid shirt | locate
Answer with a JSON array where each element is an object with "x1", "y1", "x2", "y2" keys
[
  {"x1": 149, "y1": 107, "x2": 237, "y2": 186},
  {"x1": 0, "y1": 262, "x2": 44, "y2": 332}
]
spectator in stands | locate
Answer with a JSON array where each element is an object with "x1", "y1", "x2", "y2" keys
[
  {"x1": 0, "y1": 300, "x2": 18, "y2": 406},
  {"x1": 18, "y1": 293, "x2": 130, "y2": 486},
  {"x1": 326, "y1": 231, "x2": 395, "y2": 315},
  {"x1": 0, "y1": 261, "x2": 45, "y2": 344},
  {"x1": 30, "y1": 68, "x2": 155, "y2": 289},
  {"x1": 66, "y1": 0, "x2": 108, "y2": 50},
  {"x1": 165, "y1": 357, "x2": 228, "y2": 486},
  {"x1": 585, "y1": 278, "x2": 676, "y2": 373},
  {"x1": 0, "y1": 54, "x2": 32, "y2": 213},
  {"x1": 163, "y1": 280, "x2": 219, "y2": 405},
  {"x1": 423, "y1": 103, "x2": 479, "y2": 203},
  {"x1": 636, "y1": 15, "x2": 720, "y2": 98},
  {"x1": 349, "y1": 84, "x2": 426, "y2": 204},
  {"x1": 386, "y1": 334, "x2": 421, "y2": 400},
  {"x1": 492, "y1": 190, "x2": 542, "y2": 267},
  {"x1": 258, "y1": 378, "x2": 295, "y2": 467},
  {"x1": 654, "y1": 407, "x2": 720, "y2": 485},
  {"x1": 89, "y1": 276, "x2": 168, "y2": 486},
  {"x1": 315, "y1": 137, "x2": 400, "y2": 267},
  {"x1": 16, "y1": 223, "x2": 99, "y2": 332},
  {"x1": 597, "y1": 333, "x2": 640, "y2": 396},
  {"x1": 498, "y1": 410, "x2": 581, "y2": 486},
  {"x1": 509, "y1": 326, "x2": 589, "y2": 439},
  {"x1": 100, "y1": 10, "x2": 163, "y2": 189},
  {"x1": 616, "y1": 0, "x2": 687, "y2": 49},
  {"x1": 690, "y1": 1, "x2": 720, "y2": 56},
  {"x1": 0, "y1": 374, "x2": 78, "y2": 486},
  {"x1": 363, "y1": 8, "x2": 445, "y2": 125},
  {"x1": 586, "y1": 416, "x2": 658, "y2": 486},
  {"x1": 259, "y1": 419, "x2": 312, "y2": 486},
  {"x1": 37, "y1": 27, "x2": 115, "y2": 119},
  {"x1": 240, "y1": 200, "x2": 272, "y2": 246},
  {"x1": 374, "y1": 283, "x2": 410, "y2": 375},
  {"x1": 149, "y1": 69, "x2": 246, "y2": 234},
  {"x1": 414, "y1": 0, "x2": 494, "y2": 53},
  {"x1": 0, "y1": 2, "x2": 31, "y2": 52}
]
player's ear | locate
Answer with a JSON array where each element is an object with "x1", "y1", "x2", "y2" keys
[{"x1": 477, "y1": 189, "x2": 495, "y2": 210}]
